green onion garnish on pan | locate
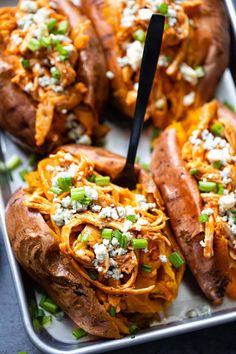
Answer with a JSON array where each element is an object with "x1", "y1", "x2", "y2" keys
[
  {"x1": 28, "y1": 154, "x2": 38, "y2": 167},
  {"x1": 21, "y1": 58, "x2": 30, "y2": 69},
  {"x1": 42, "y1": 315, "x2": 52, "y2": 327},
  {"x1": 57, "y1": 20, "x2": 69, "y2": 34},
  {"x1": 169, "y1": 252, "x2": 185, "y2": 268},
  {"x1": 95, "y1": 176, "x2": 110, "y2": 186},
  {"x1": 190, "y1": 168, "x2": 198, "y2": 175},
  {"x1": 159, "y1": 3, "x2": 168, "y2": 15},
  {"x1": 39, "y1": 36, "x2": 51, "y2": 48},
  {"x1": 39, "y1": 295, "x2": 59, "y2": 315},
  {"x1": 46, "y1": 18, "x2": 58, "y2": 31},
  {"x1": 133, "y1": 29, "x2": 146, "y2": 43},
  {"x1": 141, "y1": 264, "x2": 152, "y2": 273},
  {"x1": 126, "y1": 215, "x2": 136, "y2": 223},
  {"x1": 27, "y1": 38, "x2": 40, "y2": 52},
  {"x1": 198, "y1": 181, "x2": 217, "y2": 193},
  {"x1": 217, "y1": 184, "x2": 225, "y2": 195},
  {"x1": 113, "y1": 230, "x2": 122, "y2": 243},
  {"x1": 19, "y1": 168, "x2": 29, "y2": 181},
  {"x1": 132, "y1": 238, "x2": 148, "y2": 250},
  {"x1": 78, "y1": 230, "x2": 90, "y2": 243},
  {"x1": 121, "y1": 234, "x2": 129, "y2": 249},
  {"x1": 129, "y1": 324, "x2": 139, "y2": 334},
  {"x1": 213, "y1": 161, "x2": 223, "y2": 169},
  {"x1": 72, "y1": 328, "x2": 87, "y2": 340},
  {"x1": 50, "y1": 186, "x2": 63, "y2": 195},
  {"x1": 87, "y1": 174, "x2": 96, "y2": 182}
]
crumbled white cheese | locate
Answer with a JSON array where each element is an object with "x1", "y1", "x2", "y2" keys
[
  {"x1": 90, "y1": 204, "x2": 102, "y2": 213},
  {"x1": 24, "y1": 82, "x2": 34, "y2": 93},
  {"x1": 201, "y1": 208, "x2": 214, "y2": 216},
  {"x1": 138, "y1": 8, "x2": 153, "y2": 20},
  {"x1": 93, "y1": 243, "x2": 107, "y2": 263},
  {"x1": 20, "y1": 1, "x2": 38, "y2": 13},
  {"x1": 159, "y1": 255, "x2": 168, "y2": 263},
  {"x1": 106, "y1": 71, "x2": 115, "y2": 80},
  {"x1": 11, "y1": 34, "x2": 23, "y2": 46},
  {"x1": 200, "y1": 240, "x2": 206, "y2": 248},
  {"x1": 85, "y1": 186, "x2": 98, "y2": 201},
  {"x1": 125, "y1": 41, "x2": 144, "y2": 71},
  {"x1": 183, "y1": 92, "x2": 195, "y2": 106},
  {"x1": 219, "y1": 194, "x2": 236, "y2": 211},
  {"x1": 76, "y1": 135, "x2": 92, "y2": 146},
  {"x1": 220, "y1": 167, "x2": 232, "y2": 185}
]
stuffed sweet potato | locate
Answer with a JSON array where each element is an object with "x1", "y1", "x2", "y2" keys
[
  {"x1": 80, "y1": 0, "x2": 229, "y2": 128},
  {"x1": 6, "y1": 146, "x2": 185, "y2": 338},
  {"x1": 151, "y1": 100, "x2": 236, "y2": 304},
  {"x1": 0, "y1": 0, "x2": 108, "y2": 152}
]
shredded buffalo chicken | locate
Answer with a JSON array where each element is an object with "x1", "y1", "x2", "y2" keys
[
  {"x1": 0, "y1": 0, "x2": 104, "y2": 146},
  {"x1": 104, "y1": 0, "x2": 205, "y2": 126},
  {"x1": 23, "y1": 149, "x2": 184, "y2": 332},
  {"x1": 173, "y1": 100, "x2": 236, "y2": 297}
]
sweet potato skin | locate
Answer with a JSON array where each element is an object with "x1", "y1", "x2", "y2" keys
[
  {"x1": 0, "y1": 0, "x2": 108, "y2": 152},
  {"x1": 79, "y1": 0, "x2": 229, "y2": 127},
  {"x1": 150, "y1": 104, "x2": 236, "y2": 304}
]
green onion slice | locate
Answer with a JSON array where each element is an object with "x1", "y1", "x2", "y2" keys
[
  {"x1": 152, "y1": 127, "x2": 162, "y2": 140},
  {"x1": 190, "y1": 168, "x2": 198, "y2": 175},
  {"x1": 57, "y1": 176, "x2": 72, "y2": 192},
  {"x1": 133, "y1": 29, "x2": 146, "y2": 43},
  {"x1": 46, "y1": 18, "x2": 58, "y2": 31},
  {"x1": 50, "y1": 186, "x2": 63, "y2": 195},
  {"x1": 110, "y1": 306, "x2": 116, "y2": 317},
  {"x1": 72, "y1": 328, "x2": 87, "y2": 340},
  {"x1": 21, "y1": 58, "x2": 30, "y2": 69},
  {"x1": 168, "y1": 251, "x2": 185, "y2": 268},
  {"x1": 199, "y1": 214, "x2": 209, "y2": 224},
  {"x1": 19, "y1": 168, "x2": 29, "y2": 181},
  {"x1": 5, "y1": 155, "x2": 22, "y2": 170},
  {"x1": 57, "y1": 20, "x2": 69, "y2": 34},
  {"x1": 129, "y1": 324, "x2": 139, "y2": 334},
  {"x1": 27, "y1": 38, "x2": 40, "y2": 52},
  {"x1": 51, "y1": 67, "x2": 61, "y2": 79},
  {"x1": 102, "y1": 228, "x2": 113, "y2": 240},
  {"x1": 159, "y1": 3, "x2": 168, "y2": 15},
  {"x1": 213, "y1": 161, "x2": 223, "y2": 169},
  {"x1": 121, "y1": 234, "x2": 129, "y2": 249},
  {"x1": 95, "y1": 176, "x2": 110, "y2": 186},
  {"x1": 132, "y1": 238, "x2": 148, "y2": 250},
  {"x1": 217, "y1": 184, "x2": 225, "y2": 195},
  {"x1": 210, "y1": 123, "x2": 224, "y2": 136},
  {"x1": 39, "y1": 36, "x2": 51, "y2": 48},
  {"x1": 87, "y1": 270, "x2": 98, "y2": 280},
  {"x1": 141, "y1": 264, "x2": 152, "y2": 273},
  {"x1": 71, "y1": 187, "x2": 85, "y2": 201},
  {"x1": 198, "y1": 181, "x2": 217, "y2": 192},
  {"x1": 28, "y1": 154, "x2": 38, "y2": 166},
  {"x1": 39, "y1": 296, "x2": 59, "y2": 314},
  {"x1": 42, "y1": 315, "x2": 52, "y2": 327},
  {"x1": 113, "y1": 230, "x2": 122, "y2": 243},
  {"x1": 87, "y1": 174, "x2": 96, "y2": 182},
  {"x1": 78, "y1": 230, "x2": 90, "y2": 243},
  {"x1": 126, "y1": 215, "x2": 136, "y2": 223}
]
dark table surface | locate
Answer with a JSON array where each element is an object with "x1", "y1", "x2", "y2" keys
[{"x1": 1, "y1": 1, "x2": 236, "y2": 353}]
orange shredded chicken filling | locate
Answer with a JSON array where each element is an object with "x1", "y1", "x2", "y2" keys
[{"x1": 23, "y1": 149, "x2": 184, "y2": 332}]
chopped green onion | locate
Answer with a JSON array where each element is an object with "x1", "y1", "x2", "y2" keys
[
  {"x1": 102, "y1": 228, "x2": 113, "y2": 240},
  {"x1": 95, "y1": 176, "x2": 110, "y2": 186},
  {"x1": 141, "y1": 264, "x2": 152, "y2": 273},
  {"x1": 133, "y1": 29, "x2": 146, "y2": 43},
  {"x1": 0, "y1": 155, "x2": 22, "y2": 171},
  {"x1": 223, "y1": 100, "x2": 236, "y2": 112},
  {"x1": 21, "y1": 58, "x2": 30, "y2": 69},
  {"x1": 120, "y1": 234, "x2": 129, "y2": 249},
  {"x1": 72, "y1": 328, "x2": 87, "y2": 340},
  {"x1": 129, "y1": 324, "x2": 139, "y2": 334},
  {"x1": 217, "y1": 184, "x2": 225, "y2": 195},
  {"x1": 198, "y1": 181, "x2": 217, "y2": 193},
  {"x1": 42, "y1": 315, "x2": 52, "y2": 327},
  {"x1": 71, "y1": 187, "x2": 85, "y2": 201},
  {"x1": 57, "y1": 20, "x2": 69, "y2": 34},
  {"x1": 152, "y1": 127, "x2": 162, "y2": 140},
  {"x1": 59, "y1": 54, "x2": 69, "y2": 62},
  {"x1": 213, "y1": 161, "x2": 223, "y2": 169},
  {"x1": 28, "y1": 154, "x2": 38, "y2": 166},
  {"x1": 27, "y1": 38, "x2": 40, "y2": 52},
  {"x1": 190, "y1": 168, "x2": 198, "y2": 175},
  {"x1": 57, "y1": 176, "x2": 72, "y2": 192},
  {"x1": 169, "y1": 251, "x2": 185, "y2": 268},
  {"x1": 18, "y1": 352, "x2": 28, "y2": 354},
  {"x1": 113, "y1": 230, "x2": 122, "y2": 243},
  {"x1": 164, "y1": 22, "x2": 169, "y2": 30},
  {"x1": 80, "y1": 197, "x2": 92, "y2": 205},
  {"x1": 51, "y1": 67, "x2": 61, "y2": 79},
  {"x1": 110, "y1": 306, "x2": 116, "y2": 317},
  {"x1": 87, "y1": 174, "x2": 96, "y2": 182},
  {"x1": 78, "y1": 229, "x2": 90, "y2": 243},
  {"x1": 210, "y1": 123, "x2": 224, "y2": 136},
  {"x1": 132, "y1": 238, "x2": 148, "y2": 250},
  {"x1": 39, "y1": 36, "x2": 51, "y2": 48},
  {"x1": 50, "y1": 186, "x2": 63, "y2": 195},
  {"x1": 159, "y1": 3, "x2": 168, "y2": 15},
  {"x1": 126, "y1": 215, "x2": 137, "y2": 223},
  {"x1": 19, "y1": 168, "x2": 29, "y2": 181},
  {"x1": 87, "y1": 270, "x2": 98, "y2": 280},
  {"x1": 199, "y1": 213, "x2": 209, "y2": 224},
  {"x1": 56, "y1": 43, "x2": 70, "y2": 58},
  {"x1": 33, "y1": 318, "x2": 41, "y2": 331},
  {"x1": 35, "y1": 308, "x2": 45, "y2": 318},
  {"x1": 39, "y1": 296, "x2": 59, "y2": 314},
  {"x1": 46, "y1": 18, "x2": 58, "y2": 31}
]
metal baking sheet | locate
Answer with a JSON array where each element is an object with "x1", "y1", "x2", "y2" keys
[{"x1": 0, "y1": 1, "x2": 236, "y2": 353}]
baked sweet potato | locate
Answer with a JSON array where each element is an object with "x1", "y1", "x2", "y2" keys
[
  {"x1": 151, "y1": 100, "x2": 236, "y2": 304},
  {"x1": 79, "y1": 0, "x2": 229, "y2": 128},
  {"x1": 6, "y1": 145, "x2": 185, "y2": 338},
  {"x1": 0, "y1": 0, "x2": 108, "y2": 152}
]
